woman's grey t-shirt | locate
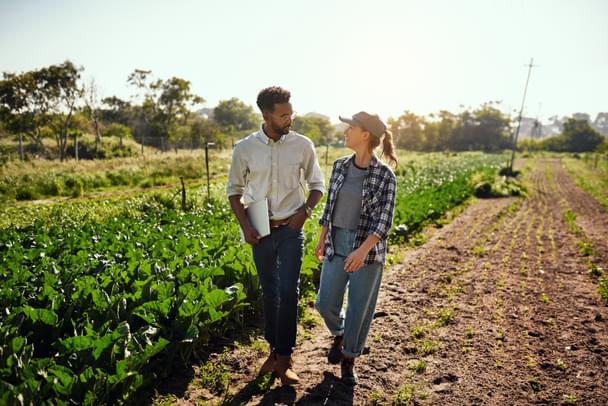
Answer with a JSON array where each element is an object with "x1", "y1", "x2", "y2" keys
[{"x1": 332, "y1": 162, "x2": 368, "y2": 230}]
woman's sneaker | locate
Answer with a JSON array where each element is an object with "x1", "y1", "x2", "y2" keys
[{"x1": 327, "y1": 335, "x2": 343, "y2": 364}]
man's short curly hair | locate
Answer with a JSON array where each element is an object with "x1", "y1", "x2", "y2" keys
[{"x1": 256, "y1": 86, "x2": 291, "y2": 113}]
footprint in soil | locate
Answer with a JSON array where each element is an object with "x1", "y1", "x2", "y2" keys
[{"x1": 432, "y1": 373, "x2": 460, "y2": 393}]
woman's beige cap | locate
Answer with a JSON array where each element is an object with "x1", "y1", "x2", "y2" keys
[{"x1": 339, "y1": 111, "x2": 387, "y2": 138}]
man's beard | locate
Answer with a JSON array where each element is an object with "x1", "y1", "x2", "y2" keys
[{"x1": 271, "y1": 121, "x2": 290, "y2": 135}]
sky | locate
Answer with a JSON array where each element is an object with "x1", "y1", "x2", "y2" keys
[{"x1": 1, "y1": 0, "x2": 606, "y2": 124}]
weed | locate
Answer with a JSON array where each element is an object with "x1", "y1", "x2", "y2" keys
[
  {"x1": 471, "y1": 245, "x2": 486, "y2": 256},
  {"x1": 598, "y1": 277, "x2": 608, "y2": 302},
  {"x1": 588, "y1": 262, "x2": 603, "y2": 277},
  {"x1": 415, "y1": 338, "x2": 439, "y2": 355},
  {"x1": 199, "y1": 357, "x2": 230, "y2": 394},
  {"x1": 408, "y1": 359, "x2": 427, "y2": 374},
  {"x1": 393, "y1": 384, "x2": 416, "y2": 405},
  {"x1": 578, "y1": 241, "x2": 594, "y2": 256},
  {"x1": 250, "y1": 338, "x2": 268, "y2": 354},
  {"x1": 528, "y1": 376, "x2": 542, "y2": 392},
  {"x1": 465, "y1": 326, "x2": 475, "y2": 339},
  {"x1": 436, "y1": 307, "x2": 456, "y2": 327},
  {"x1": 526, "y1": 354, "x2": 537, "y2": 368},
  {"x1": 368, "y1": 390, "x2": 386, "y2": 405},
  {"x1": 410, "y1": 325, "x2": 427, "y2": 339}
]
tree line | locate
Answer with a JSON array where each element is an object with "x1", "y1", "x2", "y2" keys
[{"x1": 1, "y1": 61, "x2": 605, "y2": 162}]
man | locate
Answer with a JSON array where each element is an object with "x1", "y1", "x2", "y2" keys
[{"x1": 226, "y1": 86, "x2": 324, "y2": 385}]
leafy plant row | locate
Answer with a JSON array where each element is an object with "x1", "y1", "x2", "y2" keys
[{"x1": 0, "y1": 153, "x2": 507, "y2": 404}]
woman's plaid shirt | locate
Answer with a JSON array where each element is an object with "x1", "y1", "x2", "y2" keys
[{"x1": 319, "y1": 154, "x2": 397, "y2": 265}]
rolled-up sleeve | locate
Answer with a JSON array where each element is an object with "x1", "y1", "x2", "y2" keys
[
  {"x1": 319, "y1": 161, "x2": 338, "y2": 227},
  {"x1": 370, "y1": 172, "x2": 397, "y2": 241},
  {"x1": 226, "y1": 144, "x2": 246, "y2": 197},
  {"x1": 304, "y1": 143, "x2": 325, "y2": 194}
]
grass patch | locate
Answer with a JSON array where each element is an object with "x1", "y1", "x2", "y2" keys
[
  {"x1": 415, "y1": 338, "x2": 439, "y2": 355},
  {"x1": 577, "y1": 241, "x2": 594, "y2": 256},
  {"x1": 199, "y1": 356, "x2": 231, "y2": 394},
  {"x1": 598, "y1": 277, "x2": 608, "y2": 302},
  {"x1": 393, "y1": 384, "x2": 416, "y2": 405},
  {"x1": 250, "y1": 338, "x2": 268, "y2": 354},
  {"x1": 540, "y1": 293, "x2": 550, "y2": 304},
  {"x1": 410, "y1": 325, "x2": 427, "y2": 339},
  {"x1": 435, "y1": 307, "x2": 456, "y2": 327},
  {"x1": 408, "y1": 359, "x2": 427, "y2": 374},
  {"x1": 588, "y1": 263, "x2": 603, "y2": 277},
  {"x1": 465, "y1": 326, "x2": 475, "y2": 339}
]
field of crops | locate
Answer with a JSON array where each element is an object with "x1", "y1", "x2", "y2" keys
[{"x1": 0, "y1": 151, "x2": 509, "y2": 404}]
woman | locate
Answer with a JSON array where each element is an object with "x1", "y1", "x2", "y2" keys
[{"x1": 315, "y1": 111, "x2": 397, "y2": 386}]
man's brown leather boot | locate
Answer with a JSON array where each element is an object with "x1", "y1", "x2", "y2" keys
[
  {"x1": 259, "y1": 350, "x2": 276, "y2": 375},
  {"x1": 275, "y1": 354, "x2": 300, "y2": 385}
]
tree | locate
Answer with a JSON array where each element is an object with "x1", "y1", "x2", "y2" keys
[
  {"x1": 101, "y1": 96, "x2": 131, "y2": 126},
  {"x1": 561, "y1": 118, "x2": 604, "y2": 152},
  {"x1": 0, "y1": 60, "x2": 83, "y2": 161},
  {"x1": 471, "y1": 103, "x2": 511, "y2": 151},
  {"x1": 389, "y1": 111, "x2": 425, "y2": 150},
  {"x1": 127, "y1": 70, "x2": 205, "y2": 152},
  {"x1": 213, "y1": 98, "x2": 260, "y2": 145},
  {"x1": 190, "y1": 115, "x2": 223, "y2": 148},
  {"x1": 291, "y1": 115, "x2": 333, "y2": 146},
  {"x1": 540, "y1": 117, "x2": 604, "y2": 152},
  {"x1": 83, "y1": 78, "x2": 102, "y2": 153},
  {"x1": 436, "y1": 110, "x2": 457, "y2": 150},
  {"x1": 45, "y1": 61, "x2": 84, "y2": 161},
  {"x1": 0, "y1": 69, "x2": 53, "y2": 158},
  {"x1": 102, "y1": 123, "x2": 132, "y2": 147}
]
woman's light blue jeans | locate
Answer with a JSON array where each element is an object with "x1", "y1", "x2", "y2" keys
[{"x1": 315, "y1": 227, "x2": 383, "y2": 358}]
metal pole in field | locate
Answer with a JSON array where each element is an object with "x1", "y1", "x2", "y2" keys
[
  {"x1": 204, "y1": 141, "x2": 215, "y2": 200},
  {"x1": 509, "y1": 58, "x2": 538, "y2": 173}
]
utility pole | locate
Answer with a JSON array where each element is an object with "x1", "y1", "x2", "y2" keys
[{"x1": 509, "y1": 58, "x2": 538, "y2": 173}]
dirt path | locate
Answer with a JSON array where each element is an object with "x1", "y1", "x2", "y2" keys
[{"x1": 165, "y1": 158, "x2": 608, "y2": 405}]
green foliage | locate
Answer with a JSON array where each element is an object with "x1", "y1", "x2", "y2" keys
[
  {"x1": 540, "y1": 118, "x2": 604, "y2": 152},
  {"x1": 213, "y1": 97, "x2": 260, "y2": 133},
  {"x1": 0, "y1": 151, "x2": 508, "y2": 403},
  {"x1": 474, "y1": 175, "x2": 526, "y2": 198},
  {"x1": 388, "y1": 102, "x2": 511, "y2": 152},
  {"x1": 102, "y1": 123, "x2": 132, "y2": 141},
  {"x1": 598, "y1": 277, "x2": 608, "y2": 302},
  {"x1": 408, "y1": 359, "x2": 427, "y2": 374},
  {"x1": 0, "y1": 199, "x2": 253, "y2": 404},
  {"x1": 291, "y1": 115, "x2": 334, "y2": 146},
  {"x1": 435, "y1": 307, "x2": 456, "y2": 327},
  {"x1": 391, "y1": 152, "x2": 507, "y2": 242},
  {"x1": 393, "y1": 384, "x2": 416, "y2": 405}
]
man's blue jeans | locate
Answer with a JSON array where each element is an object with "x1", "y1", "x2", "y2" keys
[
  {"x1": 315, "y1": 227, "x2": 383, "y2": 358},
  {"x1": 251, "y1": 224, "x2": 304, "y2": 356}
]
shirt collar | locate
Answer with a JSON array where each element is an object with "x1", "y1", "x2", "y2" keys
[
  {"x1": 255, "y1": 125, "x2": 289, "y2": 145},
  {"x1": 344, "y1": 153, "x2": 380, "y2": 169}
]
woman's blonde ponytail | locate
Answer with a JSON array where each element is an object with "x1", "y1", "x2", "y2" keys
[{"x1": 381, "y1": 130, "x2": 398, "y2": 167}]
